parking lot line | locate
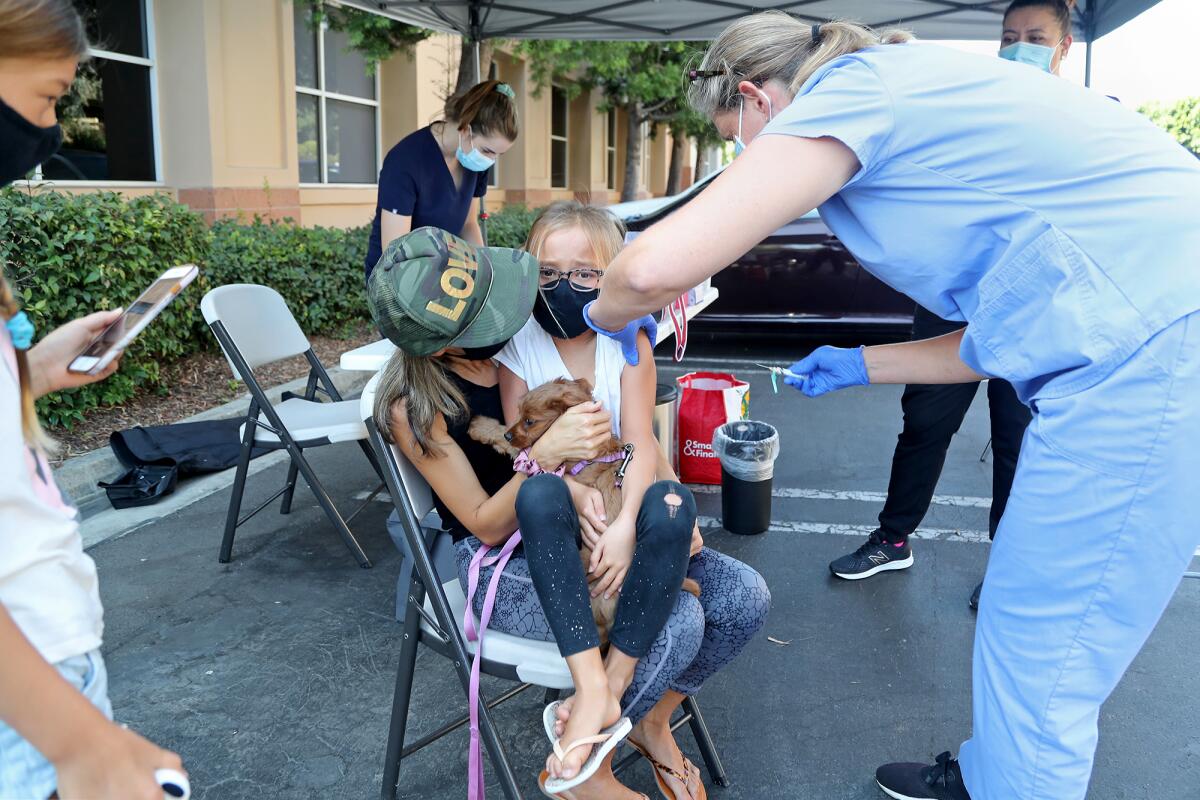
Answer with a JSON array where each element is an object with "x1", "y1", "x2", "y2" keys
[
  {"x1": 695, "y1": 515, "x2": 990, "y2": 543},
  {"x1": 688, "y1": 484, "x2": 992, "y2": 508}
]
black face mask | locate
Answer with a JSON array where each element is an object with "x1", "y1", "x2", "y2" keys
[
  {"x1": 533, "y1": 282, "x2": 598, "y2": 339},
  {"x1": 458, "y1": 339, "x2": 509, "y2": 361},
  {"x1": 0, "y1": 98, "x2": 63, "y2": 187}
]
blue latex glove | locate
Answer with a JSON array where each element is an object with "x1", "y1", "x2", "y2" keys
[
  {"x1": 784, "y1": 345, "x2": 870, "y2": 397},
  {"x1": 582, "y1": 301, "x2": 658, "y2": 366}
]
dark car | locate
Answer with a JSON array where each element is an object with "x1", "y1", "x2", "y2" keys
[{"x1": 609, "y1": 169, "x2": 914, "y2": 334}]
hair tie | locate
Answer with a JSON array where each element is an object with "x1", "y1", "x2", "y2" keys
[
  {"x1": 495, "y1": 83, "x2": 515, "y2": 100},
  {"x1": 811, "y1": 23, "x2": 822, "y2": 42},
  {"x1": 5, "y1": 311, "x2": 34, "y2": 351}
]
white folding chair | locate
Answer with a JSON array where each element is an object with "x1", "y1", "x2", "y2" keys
[
  {"x1": 201, "y1": 284, "x2": 383, "y2": 568},
  {"x1": 360, "y1": 374, "x2": 728, "y2": 800}
]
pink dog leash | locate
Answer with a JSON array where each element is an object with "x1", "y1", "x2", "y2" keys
[{"x1": 464, "y1": 531, "x2": 522, "y2": 800}]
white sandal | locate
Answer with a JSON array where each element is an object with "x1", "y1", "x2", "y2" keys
[{"x1": 540, "y1": 715, "x2": 633, "y2": 795}]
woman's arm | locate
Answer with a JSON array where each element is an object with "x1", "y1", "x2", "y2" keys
[
  {"x1": 589, "y1": 135, "x2": 859, "y2": 331},
  {"x1": 498, "y1": 364, "x2": 528, "y2": 426},
  {"x1": 390, "y1": 402, "x2": 523, "y2": 546},
  {"x1": 380, "y1": 210, "x2": 413, "y2": 254},
  {"x1": 864, "y1": 329, "x2": 985, "y2": 384},
  {"x1": 461, "y1": 203, "x2": 485, "y2": 247}
]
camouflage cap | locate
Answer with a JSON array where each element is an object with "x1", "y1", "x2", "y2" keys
[{"x1": 367, "y1": 227, "x2": 538, "y2": 357}]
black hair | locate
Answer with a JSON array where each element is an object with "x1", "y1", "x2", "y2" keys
[{"x1": 1003, "y1": 0, "x2": 1076, "y2": 39}]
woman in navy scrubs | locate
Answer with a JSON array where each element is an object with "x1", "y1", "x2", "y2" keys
[{"x1": 365, "y1": 80, "x2": 518, "y2": 280}]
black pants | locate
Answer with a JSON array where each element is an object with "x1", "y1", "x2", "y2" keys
[
  {"x1": 878, "y1": 305, "x2": 1032, "y2": 544},
  {"x1": 515, "y1": 474, "x2": 695, "y2": 659}
]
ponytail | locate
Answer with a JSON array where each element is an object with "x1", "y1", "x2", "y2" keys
[
  {"x1": 444, "y1": 79, "x2": 519, "y2": 141},
  {"x1": 0, "y1": 270, "x2": 54, "y2": 450},
  {"x1": 688, "y1": 11, "x2": 912, "y2": 117}
]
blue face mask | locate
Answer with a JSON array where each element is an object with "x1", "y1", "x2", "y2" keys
[
  {"x1": 733, "y1": 91, "x2": 773, "y2": 157},
  {"x1": 456, "y1": 127, "x2": 496, "y2": 172},
  {"x1": 998, "y1": 40, "x2": 1060, "y2": 73}
]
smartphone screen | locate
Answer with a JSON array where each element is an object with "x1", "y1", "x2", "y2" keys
[{"x1": 69, "y1": 265, "x2": 198, "y2": 374}]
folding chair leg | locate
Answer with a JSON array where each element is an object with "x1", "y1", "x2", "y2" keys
[
  {"x1": 287, "y1": 443, "x2": 373, "y2": 568},
  {"x1": 219, "y1": 412, "x2": 258, "y2": 564},
  {"x1": 380, "y1": 572, "x2": 424, "y2": 800},
  {"x1": 544, "y1": 688, "x2": 562, "y2": 705},
  {"x1": 357, "y1": 438, "x2": 386, "y2": 483},
  {"x1": 279, "y1": 455, "x2": 300, "y2": 515},
  {"x1": 683, "y1": 696, "x2": 729, "y2": 788}
]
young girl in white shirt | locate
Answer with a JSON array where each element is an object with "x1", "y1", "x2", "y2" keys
[{"x1": 0, "y1": 2, "x2": 184, "y2": 797}]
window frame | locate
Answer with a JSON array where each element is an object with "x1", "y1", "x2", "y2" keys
[
  {"x1": 295, "y1": 16, "x2": 382, "y2": 188},
  {"x1": 29, "y1": 0, "x2": 162, "y2": 187},
  {"x1": 549, "y1": 84, "x2": 569, "y2": 190},
  {"x1": 605, "y1": 109, "x2": 616, "y2": 191}
]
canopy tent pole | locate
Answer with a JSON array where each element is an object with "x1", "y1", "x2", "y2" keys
[
  {"x1": 466, "y1": 2, "x2": 490, "y2": 243},
  {"x1": 1080, "y1": 2, "x2": 1098, "y2": 88},
  {"x1": 1085, "y1": 38, "x2": 1093, "y2": 87}
]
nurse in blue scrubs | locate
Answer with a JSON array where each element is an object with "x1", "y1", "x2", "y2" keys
[
  {"x1": 583, "y1": 10, "x2": 1200, "y2": 800},
  {"x1": 364, "y1": 80, "x2": 518, "y2": 280}
]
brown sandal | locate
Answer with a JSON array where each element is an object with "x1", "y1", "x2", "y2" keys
[{"x1": 626, "y1": 739, "x2": 706, "y2": 800}]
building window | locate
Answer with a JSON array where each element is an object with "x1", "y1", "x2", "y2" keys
[
  {"x1": 35, "y1": 0, "x2": 158, "y2": 183},
  {"x1": 640, "y1": 121, "x2": 649, "y2": 189},
  {"x1": 606, "y1": 110, "x2": 616, "y2": 191},
  {"x1": 550, "y1": 85, "x2": 568, "y2": 189},
  {"x1": 294, "y1": 10, "x2": 380, "y2": 185}
]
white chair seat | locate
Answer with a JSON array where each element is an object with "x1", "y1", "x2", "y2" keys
[
  {"x1": 432, "y1": 579, "x2": 574, "y2": 690},
  {"x1": 244, "y1": 397, "x2": 367, "y2": 445}
]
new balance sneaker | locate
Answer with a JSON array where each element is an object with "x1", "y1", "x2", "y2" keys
[
  {"x1": 829, "y1": 529, "x2": 913, "y2": 580},
  {"x1": 968, "y1": 580, "x2": 983, "y2": 611},
  {"x1": 876, "y1": 751, "x2": 972, "y2": 800}
]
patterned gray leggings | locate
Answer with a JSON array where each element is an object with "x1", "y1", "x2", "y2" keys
[{"x1": 454, "y1": 540, "x2": 771, "y2": 723}]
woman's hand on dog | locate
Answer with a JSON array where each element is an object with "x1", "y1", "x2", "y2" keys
[
  {"x1": 529, "y1": 401, "x2": 613, "y2": 470},
  {"x1": 565, "y1": 477, "x2": 608, "y2": 547},
  {"x1": 589, "y1": 516, "x2": 636, "y2": 600}
]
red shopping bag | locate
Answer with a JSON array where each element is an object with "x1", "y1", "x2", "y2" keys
[{"x1": 676, "y1": 372, "x2": 750, "y2": 484}]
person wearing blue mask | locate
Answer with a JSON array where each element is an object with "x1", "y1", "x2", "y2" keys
[
  {"x1": 586, "y1": 9, "x2": 1200, "y2": 800},
  {"x1": 826, "y1": 0, "x2": 1077, "y2": 602},
  {"x1": 364, "y1": 80, "x2": 518, "y2": 281}
]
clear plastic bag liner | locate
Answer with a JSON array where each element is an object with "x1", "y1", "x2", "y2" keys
[{"x1": 712, "y1": 420, "x2": 780, "y2": 482}]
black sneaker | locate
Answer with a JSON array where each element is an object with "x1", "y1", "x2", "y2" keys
[
  {"x1": 968, "y1": 580, "x2": 982, "y2": 611},
  {"x1": 876, "y1": 751, "x2": 972, "y2": 800},
  {"x1": 829, "y1": 529, "x2": 913, "y2": 580}
]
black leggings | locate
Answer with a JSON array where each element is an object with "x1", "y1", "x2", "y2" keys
[{"x1": 515, "y1": 474, "x2": 696, "y2": 659}]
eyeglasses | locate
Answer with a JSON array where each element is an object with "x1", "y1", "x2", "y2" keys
[{"x1": 538, "y1": 266, "x2": 604, "y2": 292}]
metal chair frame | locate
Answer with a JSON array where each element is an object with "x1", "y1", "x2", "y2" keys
[
  {"x1": 208, "y1": 318, "x2": 383, "y2": 568},
  {"x1": 366, "y1": 417, "x2": 729, "y2": 800}
]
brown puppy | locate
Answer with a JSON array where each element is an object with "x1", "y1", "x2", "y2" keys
[{"x1": 469, "y1": 377, "x2": 700, "y2": 643}]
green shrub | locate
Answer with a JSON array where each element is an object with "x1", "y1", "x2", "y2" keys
[
  {"x1": 1140, "y1": 97, "x2": 1200, "y2": 157},
  {"x1": 0, "y1": 187, "x2": 372, "y2": 429},
  {"x1": 0, "y1": 188, "x2": 209, "y2": 427},
  {"x1": 485, "y1": 203, "x2": 543, "y2": 249},
  {"x1": 207, "y1": 217, "x2": 370, "y2": 336}
]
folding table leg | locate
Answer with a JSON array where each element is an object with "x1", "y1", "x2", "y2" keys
[
  {"x1": 683, "y1": 697, "x2": 729, "y2": 787},
  {"x1": 380, "y1": 571, "x2": 424, "y2": 800},
  {"x1": 219, "y1": 410, "x2": 257, "y2": 563}
]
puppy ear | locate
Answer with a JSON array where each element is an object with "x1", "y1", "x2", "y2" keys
[{"x1": 573, "y1": 377, "x2": 594, "y2": 396}]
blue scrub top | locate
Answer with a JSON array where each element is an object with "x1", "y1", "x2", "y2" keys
[
  {"x1": 365, "y1": 125, "x2": 489, "y2": 279},
  {"x1": 762, "y1": 43, "x2": 1200, "y2": 402}
]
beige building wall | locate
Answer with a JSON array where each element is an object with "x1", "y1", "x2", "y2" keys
[{"x1": 37, "y1": 0, "x2": 695, "y2": 229}]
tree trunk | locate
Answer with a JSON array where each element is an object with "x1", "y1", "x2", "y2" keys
[
  {"x1": 694, "y1": 141, "x2": 710, "y2": 182},
  {"x1": 454, "y1": 39, "x2": 494, "y2": 96},
  {"x1": 665, "y1": 131, "x2": 686, "y2": 196},
  {"x1": 621, "y1": 105, "x2": 642, "y2": 203}
]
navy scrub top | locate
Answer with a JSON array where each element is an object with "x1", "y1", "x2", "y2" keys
[{"x1": 365, "y1": 124, "x2": 489, "y2": 279}]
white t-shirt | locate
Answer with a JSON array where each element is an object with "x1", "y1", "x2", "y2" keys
[
  {"x1": 0, "y1": 323, "x2": 103, "y2": 665},
  {"x1": 496, "y1": 319, "x2": 627, "y2": 437}
]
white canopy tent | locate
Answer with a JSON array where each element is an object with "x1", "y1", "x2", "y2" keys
[{"x1": 340, "y1": 0, "x2": 1164, "y2": 86}]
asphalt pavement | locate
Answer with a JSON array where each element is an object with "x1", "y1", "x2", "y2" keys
[{"x1": 87, "y1": 336, "x2": 1200, "y2": 799}]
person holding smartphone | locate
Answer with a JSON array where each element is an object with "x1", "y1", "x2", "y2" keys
[{"x1": 0, "y1": 1, "x2": 185, "y2": 798}]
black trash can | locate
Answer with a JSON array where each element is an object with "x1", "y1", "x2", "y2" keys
[{"x1": 713, "y1": 420, "x2": 779, "y2": 535}]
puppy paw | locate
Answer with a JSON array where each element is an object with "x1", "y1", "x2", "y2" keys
[
  {"x1": 468, "y1": 416, "x2": 519, "y2": 456},
  {"x1": 681, "y1": 578, "x2": 701, "y2": 598}
]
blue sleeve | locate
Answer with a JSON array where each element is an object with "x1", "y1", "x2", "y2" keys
[
  {"x1": 377, "y1": 149, "x2": 419, "y2": 217},
  {"x1": 474, "y1": 169, "x2": 490, "y2": 199},
  {"x1": 761, "y1": 57, "x2": 894, "y2": 187}
]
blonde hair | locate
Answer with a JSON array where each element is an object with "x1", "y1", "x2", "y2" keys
[
  {"x1": 688, "y1": 11, "x2": 912, "y2": 117},
  {"x1": 523, "y1": 201, "x2": 626, "y2": 269},
  {"x1": 0, "y1": 0, "x2": 88, "y2": 449}
]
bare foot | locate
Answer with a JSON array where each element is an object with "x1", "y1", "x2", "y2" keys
[
  {"x1": 629, "y1": 715, "x2": 704, "y2": 800},
  {"x1": 555, "y1": 667, "x2": 629, "y2": 738},
  {"x1": 546, "y1": 680, "x2": 622, "y2": 784}
]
